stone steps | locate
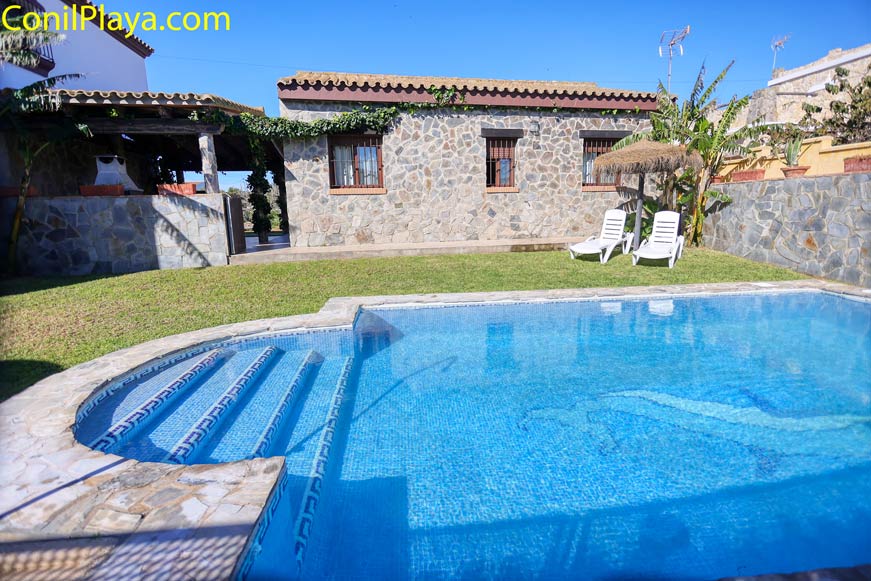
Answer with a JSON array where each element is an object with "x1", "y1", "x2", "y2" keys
[
  {"x1": 291, "y1": 356, "x2": 355, "y2": 575},
  {"x1": 164, "y1": 346, "x2": 280, "y2": 464},
  {"x1": 250, "y1": 350, "x2": 324, "y2": 459},
  {"x1": 87, "y1": 348, "x2": 225, "y2": 453}
]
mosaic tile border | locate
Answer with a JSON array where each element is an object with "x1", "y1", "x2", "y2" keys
[
  {"x1": 75, "y1": 343, "x2": 219, "y2": 424},
  {"x1": 165, "y1": 347, "x2": 280, "y2": 464},
  {"x1": 234, "y1": 468, "x2": 292, "y2": 580},
  {"x1": 87, "y1": 349, "x2": 225, "y2": 453},
  {"x1": 251, "y1": 350, "x2": 325, "y2": 460},
  {"x1": 291, "y1": 356, "x2": 355, "y2": 575},
  {"x1": 74, "y1": 326, "x2": 352, "y2": 426}
]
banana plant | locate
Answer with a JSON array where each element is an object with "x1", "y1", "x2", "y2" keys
[{"x1": 613, "y1": 62, "x2": 763, "y2": 245}]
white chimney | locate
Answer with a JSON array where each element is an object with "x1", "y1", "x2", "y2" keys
[{"x1": 94, "y1": 156, "x2": 142, "y2": 192}]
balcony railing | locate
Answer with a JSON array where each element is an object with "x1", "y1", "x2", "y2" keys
[{"x1": 2, "y1": 0, "x2": 56, "y2": 75}]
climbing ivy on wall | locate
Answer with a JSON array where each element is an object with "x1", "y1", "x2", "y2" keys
[
  {"x1": 191, "y1": 106, "x2": 402, "y2": 141},
  {"x1": 190, "y1": 86, "x2": 635, "y2": 143}
]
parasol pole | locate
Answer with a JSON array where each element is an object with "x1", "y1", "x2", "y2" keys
[{"x1": 634, "y1": 175, "x2": 645, "y2": 251}]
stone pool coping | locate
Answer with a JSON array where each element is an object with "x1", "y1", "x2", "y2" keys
[{"x1": 1, "y1": 279, "x2": 868, "y2": 579}]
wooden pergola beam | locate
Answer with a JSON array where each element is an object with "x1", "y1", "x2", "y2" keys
[{"x1": 83, "y1": 118, "x2": 224, "y2": 135}]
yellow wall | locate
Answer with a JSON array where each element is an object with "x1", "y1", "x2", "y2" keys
[{"x1": 719, "y1": 136, "x2": 871, "y2": 180}]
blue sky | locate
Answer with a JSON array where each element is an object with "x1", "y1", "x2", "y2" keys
[{"x1": 124, "y1": 0, "x2": 870, "y2": 187}]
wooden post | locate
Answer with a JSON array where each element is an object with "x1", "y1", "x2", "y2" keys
[
  {"x1": 633, "y1": 173, "x2": 645, "y2": 251},
  {"x1": 199, "y1": 133, "x2": 220, "y2": 194}
]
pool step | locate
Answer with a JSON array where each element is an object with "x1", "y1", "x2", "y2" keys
[
  {"x1": 250, "y1": 350, "x2": 325, "y2": 459},
  {"x1": 88, "y1": 348, "x2": 225, "y2": 453},
  {"x1": 292, "y1": 356, "x2": 355, "y2": 574},
  {"x1": 164, "y1": 346, "x2": 280, "y2": 464}
]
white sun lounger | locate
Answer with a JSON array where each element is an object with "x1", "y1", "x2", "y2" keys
[
  {"x1": 569, "y1": 209, "x2": 634, "y2": 264},
  {"x1": 632, "y1": 211, "x2": 684, "y2": 269}
]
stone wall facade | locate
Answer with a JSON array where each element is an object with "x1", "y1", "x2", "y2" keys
[
  {"x1": 281, "y1": 102, "x2": 650, "y2": 247},
  {"x1": 0, "y1": 194, "x2": 230, "y2": 276},
  {"x1": 705, "y1": 173, "x2": 870, "y2": 287}
]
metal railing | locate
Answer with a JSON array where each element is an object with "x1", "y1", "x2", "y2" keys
[
  {"x1": 583, "y1": 138, "x2": 620, "y2": 186},
  {"x1": 486, "y1": 138, "x2": 516, "y2": 187},
  {"x1": 328, "y1": 135, "x2": 384, "y2": 189},
  {"x1": 3, "y1": 0, "x2": 55, "y2": 71}
]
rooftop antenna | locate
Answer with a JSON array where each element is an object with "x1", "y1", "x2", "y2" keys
[
  {"x1": 771, "y1": 35, "x2": 790, "y2": 76},
  {"x1": 659, "y1": 25, "x2": 690, "y2": 93}
]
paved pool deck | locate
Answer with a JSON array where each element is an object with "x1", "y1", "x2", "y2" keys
[
  {"x1": 229, "y1": 236, "x2": 577, "y2": 265},
  {"x1": 1, "y1": 279, "x2": 869, "y2": 580}
]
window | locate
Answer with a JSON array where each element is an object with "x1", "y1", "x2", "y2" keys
[
  {"x1": 583, "y1": 138, "x2": 620, "y2": 187},
  {"x1": 328, "y1": 135, "x2": 384, "y2": 191},
  {"x1": 486, "y1": 138, "x2": 517, "y2": 189},
  {"x1": 3, "y1": 0, "x2": 56, "y2": 76}
]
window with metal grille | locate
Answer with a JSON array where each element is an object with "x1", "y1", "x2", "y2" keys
[
  {"x1": 486, "y1": 138, "x2": 517, "y2": 188},
  {"x1": 583, "y1": 138, "x2": 620, "y2": 186},
  {"x1": 2, "y1": 0, "x2": 55, "y2": 76},
  {"x1": 328, "y1": 135, "x2": 384, "y2": 189}
]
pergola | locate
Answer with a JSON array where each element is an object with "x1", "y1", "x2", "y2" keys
[
  {"x1": 40, "y1": 89, "x2": 282, "y2": 193},
  {"x1": 594, "y1": 140, "x2": 703, "y2": 249}
]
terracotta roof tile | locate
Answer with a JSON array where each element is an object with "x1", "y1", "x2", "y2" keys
[
  {"x1": 53, "y1": 89, "x2": 265, "y2": 116},
  {"x1": 279, "y1": 71, "x2": 656, "y2": 100}
]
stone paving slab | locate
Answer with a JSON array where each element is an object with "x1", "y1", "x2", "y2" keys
[
  {"x1": 229, "y1": 236, "x2": 578, "y2": 265},
  {"x1": 1, "y1": 279, "x2": 868, "y2": 580}
]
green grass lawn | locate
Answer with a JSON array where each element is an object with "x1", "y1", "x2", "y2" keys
[{"x1": 0, "y1": 248, "x2": 804, "y2": 401}]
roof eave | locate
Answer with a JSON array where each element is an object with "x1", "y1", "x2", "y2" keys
[
  {"x1": 52, "y1": 90, "x2": 265, "y2": 117},
  {"x1": 277, "y1": 82, "x2": 657, "y2": 112},
  {"x1": 58, "y1": 0, "x2": 155, "y2": 58}
]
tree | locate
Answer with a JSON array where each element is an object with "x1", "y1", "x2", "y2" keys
[
  {"x1": 1, "y1": 16, "x2": 87, "y2": 272},
  {"x1": 615, "y1": 62, "x2": 763, "y2": 245},
  {"x1": 800, "y1": 65, "x2": 871, "y2": 145},
  {"x1": 246, "y1": 139, "x2": 274, "y2": 244}
]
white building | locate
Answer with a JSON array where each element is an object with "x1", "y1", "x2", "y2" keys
[
  {"x1": 0, "y1": 0, "x2": 152, "y2": 91},
  {"x1": 717, "y1": 43, "x2": 871, "y2": 128}
]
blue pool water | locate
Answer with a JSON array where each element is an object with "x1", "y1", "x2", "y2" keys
[{"x1": 75, "y1": 291, "x2": 871, "y2": 580}]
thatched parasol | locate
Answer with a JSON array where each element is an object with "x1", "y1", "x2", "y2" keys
[
  {"x1": 594, "y1": 140, "x2": 702, "y2": 176},
  {"x1": 594, "y1": 141, "x2": 703, "y2": 250}
]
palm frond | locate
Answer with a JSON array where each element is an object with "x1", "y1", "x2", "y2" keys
[
  {"x1": 612, "y1": 131, "x2": 650, "y2": 150},
  {"x1": 688, "y1": 63, "x2": 707, "y2": 111},
  {"x1": 10, "y1": 74, "x2": 81, "y2": 112}
]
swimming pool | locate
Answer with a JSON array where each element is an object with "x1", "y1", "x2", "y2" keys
[{"x1": 75, "y1": 290, "x2": 871, "y2": 580}]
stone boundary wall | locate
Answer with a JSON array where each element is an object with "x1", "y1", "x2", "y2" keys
[
  {"x1": 0, "y1": 194, "x2": 230, "y2": 276},
  {"x1": 281, "y1": 104, "x2": 650, "y2": 247},
  {"x1": 705, "y1": 173, "x2": 870, "y2": 287}
]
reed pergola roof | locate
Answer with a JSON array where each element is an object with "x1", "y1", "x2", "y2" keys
[{"x1": 594, "y1": 140, "x2": 703, "y2": 176}]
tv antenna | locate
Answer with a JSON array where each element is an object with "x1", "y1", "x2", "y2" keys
[
  {"x1": 771, "y1": 35, "x2": 790, "y2": 76},
  {"x1": 659, "y1": 25, "x2": 690, "y2": 93}
]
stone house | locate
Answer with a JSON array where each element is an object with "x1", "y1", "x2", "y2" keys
[{"x1": 279, "y1": 72, "x2": 657, "y2": 247}]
